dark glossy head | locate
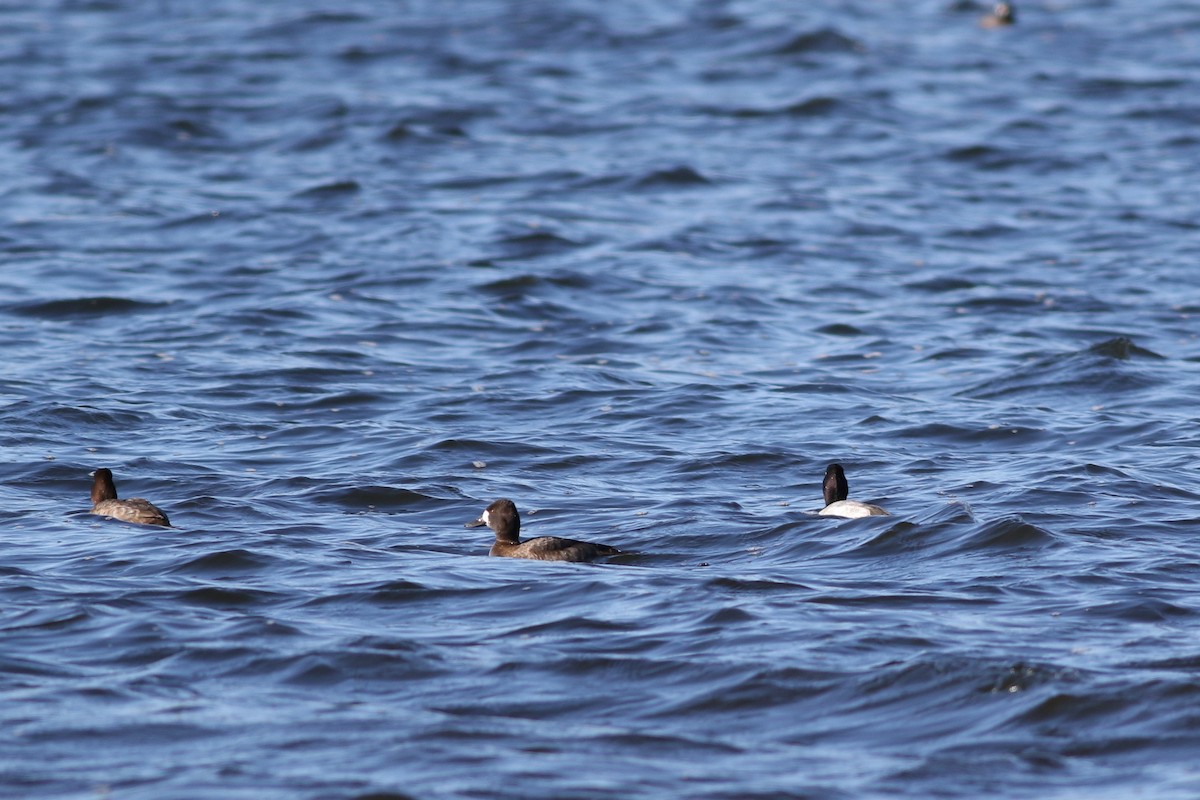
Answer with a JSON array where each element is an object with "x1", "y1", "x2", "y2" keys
[
  {"x1": 465, "y1": 498, "x2": 521, "y2": 543},
  {"x1": 91, "y1": 468, "x2": 118, "y2": 503},
  {"x1": 823, "y1": 464, "x2": 849, "y2": 505}
]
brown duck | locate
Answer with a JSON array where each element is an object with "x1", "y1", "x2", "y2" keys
[
  {"x1": 465, "y1": 498, "x2": 620, "y2": 562},
  {"x1": 90, "y1": 468, "x2": 171, "y2": 527}
]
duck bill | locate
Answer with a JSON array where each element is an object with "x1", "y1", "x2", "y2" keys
[{"x1": 464, "y1": 516, "x2": 486, "y2": 528}]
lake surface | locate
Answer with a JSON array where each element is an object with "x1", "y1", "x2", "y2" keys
[{"x1": 3, "y1": 1, "x2": 1200, "y2": 798}]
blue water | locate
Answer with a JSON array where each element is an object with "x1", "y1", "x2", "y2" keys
[{"x1": 4, "y1": 1, "x2": 1200, "y2": 797}]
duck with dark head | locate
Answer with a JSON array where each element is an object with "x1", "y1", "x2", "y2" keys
[
  {"x1": 90, "y1": 468, "x2": 171, "y2": 527},
  {"x1": 466, "y1": 498, "x2": 621, "y2": 562},
  {"x1": 819, "y1": 464, "x2": 890, "y2": 519}
]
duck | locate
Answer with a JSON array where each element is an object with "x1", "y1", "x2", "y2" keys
[
  {"x1": 980, "y1": 2, "x2": 1016, "y2": 28},
  {"x1": 465, "y1": 498, "x2": 621, "y2": 562},
  {"x1": 818, "y1": 464, "x2": 890, "y2": 519},
  {"x1": 90, "y1": 468, "x2": 171, "y2": 527}
]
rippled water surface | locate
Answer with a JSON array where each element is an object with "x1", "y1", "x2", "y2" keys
[{"x1": 4, "y1": 1, "x2": 1200, "y2": 798}]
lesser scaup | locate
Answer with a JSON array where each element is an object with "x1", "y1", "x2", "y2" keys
[
  {"x1": 465, "y1": 498, "x2": 621, "y2": 562},
  {"x1": 818, "y1": 464, "x2": 890, "y2": 519},
  {"x1": 90, "y1": 468, "x2": 171, "y2": 527}
]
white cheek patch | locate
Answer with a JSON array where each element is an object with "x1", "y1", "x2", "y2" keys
[{"x1": 481, "y1": 509, "x2": 491, "y2": 525}]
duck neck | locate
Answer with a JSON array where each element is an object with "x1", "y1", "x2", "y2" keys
[
  {"x1": 494, "y1": 527, "x2": 521, "y2": 544},
  {"x1": 92, "y1": 475, "x2": 118, "y2": 504},
  {"x1": 823, "y1": 470, "x2": 848, "y2": 505}
]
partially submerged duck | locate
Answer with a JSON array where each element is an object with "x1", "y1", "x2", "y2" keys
[
  {"x1": 980, "y1": 2, "x2": 1016, "y2": 28},
  {"x1": 818, "y1": 464, "x2": 890, "y2": 519},
  {"x1": 90, "y1": 468, "x2": 171, "y2": 527},
  {"x1": 465, "y1": 498, "x2": 621, "y2": 562}
]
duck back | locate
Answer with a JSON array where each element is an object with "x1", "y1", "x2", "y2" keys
[
  {"x1": 491, "y1": 535, "x2": 620, "y2": 562},
  {"x1": 92, "y1": 498, "x2": 171, "y2": 527}
]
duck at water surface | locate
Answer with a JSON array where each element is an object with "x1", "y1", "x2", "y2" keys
[
  {"x1": 90, "y1": 468, "x2": 171, "y2": 527},
  {"x1": 818, "y1": 464, "x2": 890, "y2": 519},
  {"x1": 980, "y1": 2, "x2": 1016, "y2": 28},
  {"x1": 465, "y1": 498, "x2": 621, "y2": 562}
]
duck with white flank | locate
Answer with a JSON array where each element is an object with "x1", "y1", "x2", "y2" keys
[{"x1": 818, "y1": 464, "x2": 890, "y2": 519}]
